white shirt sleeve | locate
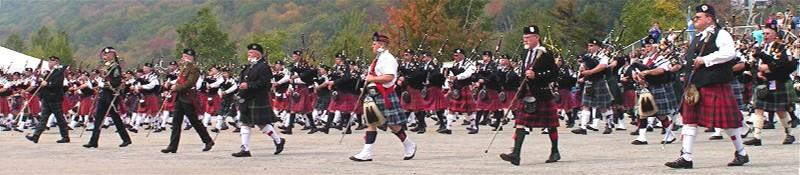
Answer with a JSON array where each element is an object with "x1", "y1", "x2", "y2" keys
[
  {"x1": 455, "y1": 61, "x2": 475, "y2": 80},
  {"x1": 209, "y1": 76, "x2": 223, "y2": 88},
  {"x1": 276, "y1": 69, "x2": 291, "y2": 84},
  {"x1": 141, "y1": 74, "x2": 159, "y2": 90},
  {"x1": 374, "y1": 52, "x2": 398, "y2": 88},
  {"x1": 195, "y1": 76, "x2": 204, "y2": 89},
  {"x1": 702, "y1": 29, "x2": 736, "y2": 67},
  {"x1": 223, "y1": 79, "x2": 238, "y2": 94}
]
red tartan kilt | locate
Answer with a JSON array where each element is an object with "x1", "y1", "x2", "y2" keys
[
  {"x1": 621, "y1": 90, "x2": 637, "y2": 109},
  {"x1": 136, "y1": 95, "x2": 160, "y2": 115},
  {"x1": 78, "y1": 96, "x2": 94, "y2": 115},
  {"x1": 742, "y1": 82, "x2": 753, "y2": 104},
  {"x1": 196, "y1": 92, "x2": 208, "y2": 114},
  {"x1": 476, "y1": 89, "x2": 500, "y2": 111},
  {"x1": 0, "y1": 96, "x2": 10, "y2": 114},
  {"x1": 328, "y1": 93, "x2": 358, "y2": 112},
  {"x1": 163, "y1": 98, "x2": 175, "y2": 112},
  {"x1": 557, "y1": 89, "x2": 579, "y2": 110},
  {"x1": 513, "y1": 99, "x2": 559, "y2": 128},
  {"x1": 424, "y1": 87, "x2": 448, "y2": 111},
  {"x1": 118, "y1": 96, "x2": 129, "y2": 115},
  {"x1": 290, "y1": 86, "x2": 313, "y2": 113},
  {"x1": 271, "y1": 93, "x2": 288, "y2": 111},
  {"x1": 497, "y1": 90, "x2": 516, "y2": 109},
  {"x1": 574, "y1": 89, "x2": 583, "y2": 105},
  {"x1": 448, "y1": 87, "x2": 474, "y2": 113},
  {"x1": 23, "y1": 94, "x2": 41, "y2": 114},
  {"x1": 205, "y1": 94, "x2": 222, "y2": 115},
  {"x1": 61, "y1": 96, "x2": 74, "y2": 114},
  {"x1": 401, "y1": 87, "x2": 426, "y2": 111},
  {"x1": 681, "y1": 83, "x2": 743, "y2": 129}
]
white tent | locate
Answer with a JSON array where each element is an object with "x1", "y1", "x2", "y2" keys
[{"x1": 0, "y1": 46, "x2": 42, "y2": 73}]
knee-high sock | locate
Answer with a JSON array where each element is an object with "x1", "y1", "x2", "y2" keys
[
  {"x1": 334, "y1": 111, "x2": 342, "y2": 125},
  {"x1": 134, "y1": 114, "x2": 144, "y2": 129},
  {"x1": 549, "y1": 127, "x2": 559, "y2": 151},
  {"x1": 777, "y1": 112, "x2": 794, "y2": 135},
  {"x1": 216, "y1": 115, "x2": 225, "y2": 129},
  {"x1": 202, "y1": 113, "x2": 212, "y2": 126},
  {"x1": 659, "y1": 117, "x2": 674, "y2": 140},
  {"x1": 161, "y1": 111, "x2": 170, "y2": 127},
  {"x1": 262, "y1": 124, "x2": 282, "y2": 144},
  {"x1": 724, "y1": 128, "x2": 747, "y2": 156},
  {"x1": 393, "y1": 128, "x2": 407, "y2": 142},
  {"x1": 680, "y1": 126, "x2": 697, "y2": 161},
  {"x1": 752, "y1": 113, "x2": 765, "y2": 139},
  {"x1": 445, "y1": 113, "x2": 455, "y2": 130},
  {"x1": 241, "y1": 126, "x2": 251, "y2": 151},
  {"x1": 415, "y1": 111, "x2": 427, "y2": 127},
  {"x1": 580, "y1": 110, "x2": 590, "y2": 129},
  {"x1": 365, "y1": 131, "x2": 377, "y2": 144},
  {"x1": 636, "y1": 119, "x2": 648, "y2": 141}
]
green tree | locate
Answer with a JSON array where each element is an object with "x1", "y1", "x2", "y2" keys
[
  {"x1": 175, "y1": 7, "x2": 236, "y2": 70},
  {"x1": 620, "y1": 0, "x2": 685, "y2": 47},
  {"x1": 26, "y1": 26, "x2": 51, "y2": 59},
  {"x1": 49, "y1": 31, "x2": 75, "y2": 65},
  {"x1": 4, "y1": 33, "x2": 26, "y2": 52},
  {"x1": 249, "y1": 29, "x2": 289, "y2": 65}
]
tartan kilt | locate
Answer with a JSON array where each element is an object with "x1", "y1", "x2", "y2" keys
[
  {"x1": 136, "y1": 94, "x2": 160, "y2": 115},
  {"x1": 513, "y1": 99, "x2": 559, "y2": 128},
  {"x1": 574, "y1": 87, "x2": 583, "y2": 106},
  {"x1": 448, "y1": 87, "x2": 475, "y2": 113},
  {"x1": 581, "y1": 80, "x2": 613, "y2": 108},
  {"x1": 205, "y1": 94, "x2": 222, "y2": 115},
  {"x1": 742, "y1": 82, "x2": 753, "y2": 105},
  {"x1": 401, "y1": 87, "x2": 426, "y2": 111},
  {"x1": 0, "y1": 96, "x2": 10, "y2": 114},
  {"x1": 622, "y1": 90, "x2": 637, "y2": 109},
  {"x1": 367, "y1": 90, "x2": 406, "y2": 126},
  {"x1": 557, "y1": 89, "x2": 579, "y2": 110},
  {"x1": 730, "y1": 79, "x2": 745, "y2": 111},
  {"x1": 647, "y1": 83, "x2": 677, "y2": 116},
  {"x1": 162, "y1": 96, "x2": 175, "y2": 112},
  {"x1": 217, "y1": 95, "x2": 237, "y2": 117},
  {"x1": 681, "y1": 83, "x2": 742, "y2": 129},
  {"x1": 607, "y1": 77, "x2": 624, "y2": 105},
  {"x1": 754, "y1": 83, "x2": 791, "y2": 112},
  {"x1": 271, "y1": 93, "x2": 288, "y2": 111},
  {"x1": 424, "y1": 86, "x2": 449, "y2": 111},
  {"x1": 61, "y1": 95, "x2": 76, "y2": 114},
  {"x1": 78, "y1": 96, "x2": 95, "y2": 115},
  {"x1": 328, "y1": 92, "x2": 358, "y2": 113},
  {"x1": 238, "y1": 97, "x2": 277, "y2": 125},
  {"x1": 314, "y1": 93, "x2": 331, "y2": 111},
  {"x1": 289, "y1": 85, "x2": 313, "y2": 113},
  {"x1": 498, "y1": 90, "x2": 517, "y2": 109},
  {"x1": 476, "y1": 89, "x2": 500, "y2": 111},
  {"x1": 23, "y1": 93, "x2": 41, "y2": 115},
  {"x1": 196, "y1": 92, "x2": 208, "y2": 114}
]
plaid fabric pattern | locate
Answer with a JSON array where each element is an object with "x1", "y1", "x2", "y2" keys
[
  {"x1": 621, "y1": 90, "x2": 637, "y2": 109},
  {"x1": 648, "y1": 83, "x2": 677, "y2": 116},
  {"x1": 217, "y1": 95, "x2": 237, "y2": 117},
  {"x1": 424, "y1": 87, "x2": 449, "y2": 111},
  {"x1": 754, "y1": 82, "x2": 791, "y2": 112},
  {"x1": 681, "y1": 83, "x2": 743, "y2": 129},
  {"x1": 289, "y1": 85, "x2": 314, "y2": 113},
  {"x1": 581, "y1": 80, "x2": 613, "y2": 108},
  {"x1": 401, "y1": 87, "x2": 426, "y2": 111},
  {"x1": 314, "y1": 92, "x2": 331, "y2": 110},
  {"x1": 448, "y1": 87, "x2": 475, "y2": 113},
  {"x1": 607, "y1": 76, "x2": 624, "y2": 105},
  {"x1": 205, "y1": 94, "x2": 222, "y2": 115},
  {"x1": 271, "y1": 93, "x2": 288, "y2": 111},
  {"x1": 0, "y1": 96, "x2": 10, "y2": 114},
  {"x1": 369, "y1": 90, "x2": 406, "y2": 126},
  {"x1": 476, "y1": 89, "x2": 500, "y2": 111},
  {"x1": 513, "y1": 99, "x2": 559, "y2": 128},
  {"x1": 136, "y1": 95, "x2": 161, "y2": 115},
  {"x1": 730, "y1": 79, "x2": 745, "y2": 111},
  {"x1": 557, "y1": 89, "x2": 579, "y2": 110},
  {"x1": 328, "y1": 92, "x2": 358, "y2": 113},
  {"x1": 239, "y1": 97, "x2": 277, "y2": 125}
]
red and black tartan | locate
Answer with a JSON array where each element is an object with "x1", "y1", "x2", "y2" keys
[
  {"x1": 681, "y1": 83, "x2": 742, "y2": 129},
  {"x1": 742, "y1": 82, "x2": 752, "y2": 105},
  {"x1": 401, "y1": 87, "x2": 426, "y2": 111},
  {"x1": 61, "y1": 95, "x2": 76, "y2": 114},
  {"x1": 328, "y1": 92, "x2": 358, "y2": 113},
  {"x1": 0, "y1": 96, "x2": 10, "y2": 114},
  {"x1": 424, "y1": 86, "x2": 449, "y2": 111},
  {"x1": 195, "y1": 91, "x2": 208, "y2": 115},
  {"x1": 498, "y1": 90, "x2": 517, "y2": 109},
  {"x1": 78, "y1": 96, "x2": 94, "y2": 115},
  {"x1": 271, "y1": 93, "x2": 288, "y2": 111},
  {"x1": 163, "y1": 95, "x2": 175, "y2": 112},
  {"x1": 22, "y1": 93, "x2": 41, "y2": 115},
  {"x1": 557, "y1": 89, "x2": 579, "y2": 110},
  {"x1": 205, "y1": 94, "x2": 222, "y2": 115},
  {"x1": 289, "y1": 85, "x2": 314, "y2": 113},
  {"x1": 448, "y1": 87, "x2": 474, "y2": 113},
  {"x1": 476, "y1": 89, "x2": 500, "y2": 111},
  {"x1": 621, "y1": 89, "x2": 637, "y2": 109},
  {"x1": 136, "y1": 94, "x2": 160, "y2": 115},
  {"x1": 513, "y1": 99, "x2": 559, "y2": 128}
]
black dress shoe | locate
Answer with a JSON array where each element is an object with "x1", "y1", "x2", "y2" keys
[
  {"x1": 349, "y1": 156, "x2": 372, "y2": 161},
  {"x1": 210, "y1": 128, "x2": 220, "y2": 133},
  {"x1": 319, "y1": 128, "x2": 329, "y2": 134},
  {"x1": 704, "y1": 127, "x2": 715, "y2": 132},
  {"x1": 763, "y1": 123, "x2": 775, "y2": 129},
  {"x1": 602, "y1": 127, "x2": 613, "y2": 134},
  {"x1": 56, "y1": 138, "x2": 70, "y2": 143},
  {"x1": 438, "y1": 129, "x2": 452, "y2": 134},
  {"x1": 545, "y1": 151, "x2": 560, "y2": 163},
  {"x1": 571, "y1": 128, "x2": 587, "y2": 135},
  {"x1": 783, "y1": 135, "x2": 796, "y2": 144},
  {"x1": 665, "y1": 157, "x2": 693, "y2": 169},
  {"x1": 661, "y1": 137, "x2": 677, "y2": 144},
  {"x1": 566, "y1": 123, "x2": 574, "y2": 128},
  {"x1": 128, "y1": 128, "x2": 138, "y2": 133},
  {"x1": 203, "y1": 142, "x2": 214, "y2": 152},
  {"x1": 468, "y1": 129, "x2": 478, "y2": 134},
  {"x1": 727, "y1": 151, "x2": 749, "y2": 166},
  {"x1": 82, "y1": 143, "x2": 98, "y2": 148},
  {"x1": 233, "y1": 128, "x2": 240, "y2": 133},
  {"x1": 646, "y1": 127, "x2": 653, "y2": 132},
  {"x1": 231, "y1": 150, "x2": 251, "y2": 157},
  {"x1": 280, "y1": 129, "x2": 293, "y2": 135},
  {"x1": 25, "y1": 135, "x2": 39, "y2": 143},
  {"x1": 499, "y1": 153, "x2": 520, "y2": 166},
  {"x1": 416, "y1": 127, "x2": 426, "y2": 134},
  {"x1": 631, "y1": 140, "x2": 648, "y2": 145},
  {"x1": 630, "y1": 130, "x2": 639, "y2": 135},
  {"x1": 161, "y1": 148, "x2": 177, "y2": 153},
  {"x1": 743, "y1": 138, "x2": 761, "y2": 146},
  {"x1": 300, "y1": 126, "x2": 310, "y2": 131},
  {"x1": 274, "y1": 138, "x2": 286, "y2": 155},
  {"x1": 183, "y1": 125, "x2": 192, "y2": 130},
  {"x1": 586, "y1": 126, "x2": 599, "y2": 131},
  {"x1": 709, "y1": 136, "x2": 723, "y2": 140},
  {"x1": 307, "y1": 128, "x2": 318, "y2": 134},
  {"x1": 119, "y1": 141, "x2": 132, "y2": 147},
  {"x1": 344, "y1": 129, "x2": 352, "y2": 134},
  {"x1": 153, "y1": 128, "x2": 164, "y2": 133}
]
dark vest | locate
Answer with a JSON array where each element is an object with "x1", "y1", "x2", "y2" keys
[{"x1": 689, "y1": 26, "x2": 735, "y2": 88}]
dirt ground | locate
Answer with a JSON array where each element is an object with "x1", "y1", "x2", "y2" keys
[{"x1": 0, "y1": 122, "x2": 797, "y2": 175}]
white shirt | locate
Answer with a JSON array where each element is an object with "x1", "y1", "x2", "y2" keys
[
  {"x1": 696, "y1": 26, "x2": 736, "y2": 67},
  {"x1": 140, "y1": 72, "x2": 160, "y2": 90},
  {"x1": 369, "y1": 50, "x2": 398, "y2": 88},
  {"x1": 451, "y1": 59, "x2": 476, "y2": 80}
]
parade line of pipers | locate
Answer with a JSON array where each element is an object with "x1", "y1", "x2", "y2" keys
[{"x1": 0, "y1": 3, "x2": 798, "y2": 168}]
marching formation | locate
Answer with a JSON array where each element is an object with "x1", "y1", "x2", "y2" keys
[{"x1": 1, "y1": 3, "x2": 798, "y2": 168}]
